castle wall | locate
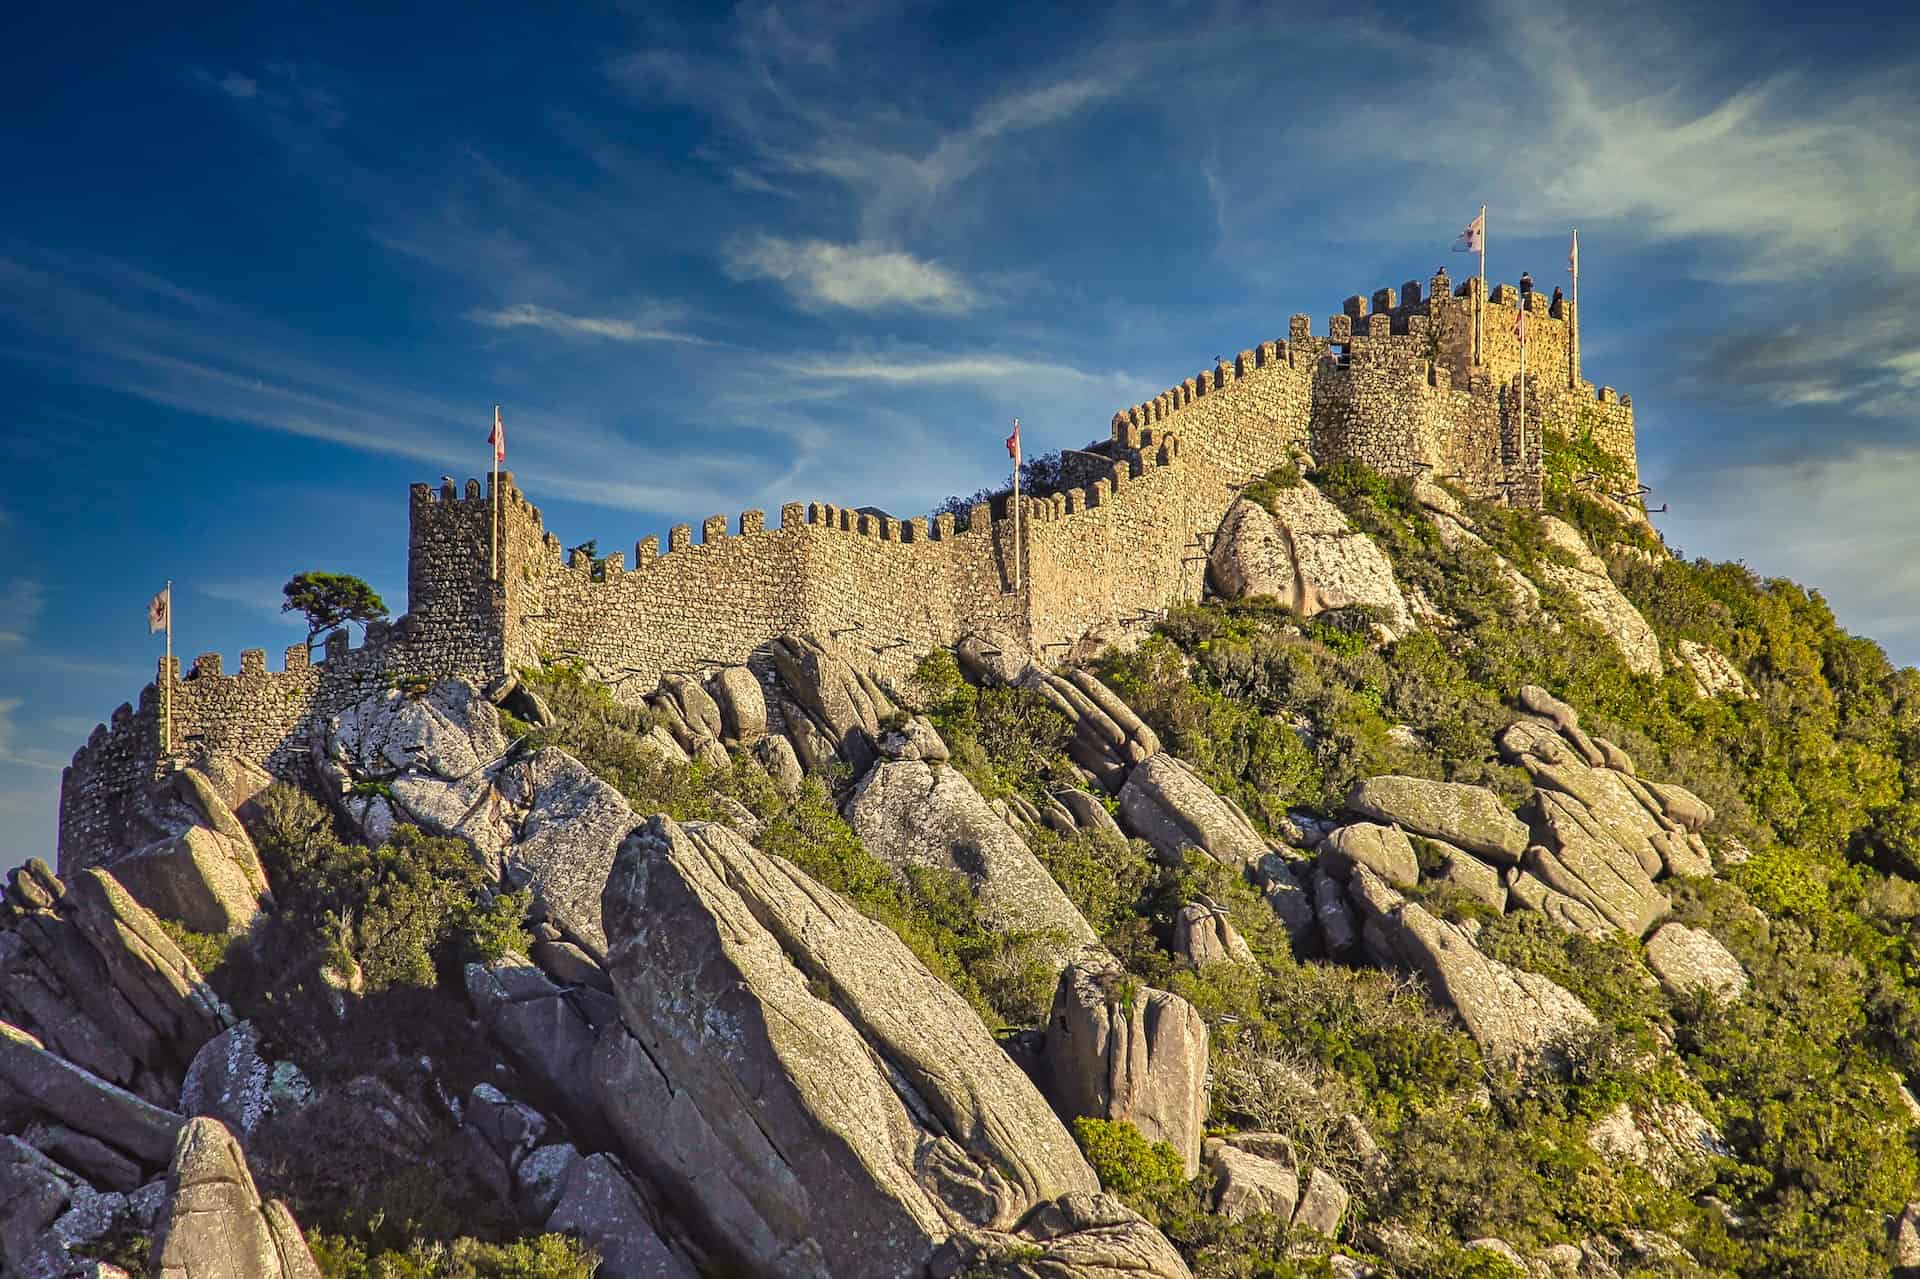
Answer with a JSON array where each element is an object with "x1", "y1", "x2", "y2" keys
[
  {"x1": 506, "y1": 495, "x2": 1029, "y2": 693},
  {"x1": 57, "y1": 630, "x2": 427, "y2": 872},
  {"x1": 58, "y1": 280, "x2": 1643, "y2": 862},
  {"x1": 1026, "y1": 440, "x2": 1215, "y2": 659}
]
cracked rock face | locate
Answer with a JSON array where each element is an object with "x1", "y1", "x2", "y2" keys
[
  {"x1": 1346, "y1": 865, "x2": 1596, "y2": 1067},
  {"x1": 151, "y1": 1117, "x2": 321, "y2": 1279},
  {"x1": 595, "y1": 815, "x2": 1102, "y2": 1279},
  {"x1": 1, "y1": 861, "x2": 231, "y2": 1111},
  {"x1": 846, "y1": 757, "x2": 1099, "y2": 969},
  {"x1": 314, "y1": 679, "x2": 513, "y2": 858},
  {"x1": 1345, "y1": 777, "x2": 1529, "y2": 866},
  {"x1": 1536, "y1": 517, "x2": 1661, "y2": 677},
  {"x1": 1043, "y1": 956, "x2": 1210, "y2": 1178},
  {"x1": 1208, "y1": 492, "x2": 1414, "y2": 636}
]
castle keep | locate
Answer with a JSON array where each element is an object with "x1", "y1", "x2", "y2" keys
[{"x1": 58, "y1": 273, "x2": 1637, "y2": 863}]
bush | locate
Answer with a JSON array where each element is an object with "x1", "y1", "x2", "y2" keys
[
  {"x1": 311, "y1": 1233, "x2": 599, "y2": 1279},
  {"x1": 1073, "y1": 1117, "x2": 1188, "y2": 1198}
]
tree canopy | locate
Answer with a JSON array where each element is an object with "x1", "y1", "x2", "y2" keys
[{"x1": 281, "y1": 572, "x2": 389, "y2": 650}]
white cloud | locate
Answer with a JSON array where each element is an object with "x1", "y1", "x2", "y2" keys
[
  {"x1": 189, "y1": 62, "x2": 345, "y2": 130},
  {"x1": 468, "y1": 304, "x2": 713, "y2": 345},
  {"x1": 723, "y1": 237, "x2": 977, "y2": 312},
  {"x1": 774, "y1": 350, "x2": 1118, "y2": 387},
  {"x1": 0, "y1": 579, "x2": 44, "y2": 648},
  {"x1": 0, "y1": 699, "x2": 62, "y2": 773},
  {"x1": 1658, "y1": 446, "x2": 1920, "y2": 662}
]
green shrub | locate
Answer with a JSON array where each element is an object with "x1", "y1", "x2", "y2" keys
[
  {"x1": 311, "y1": 1233, "x2": 599, "y2": 1279},
  {"x1": 156, "y1": 917, "x2": 234, "y2": 978},
  {"x1": 1073, "y1": 1117, "x2": 1188, "y2": 1198}
]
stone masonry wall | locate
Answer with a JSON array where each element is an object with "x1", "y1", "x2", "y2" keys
[{"x1": 58, "y1": 281, "x2": 1640, "y2": 862}]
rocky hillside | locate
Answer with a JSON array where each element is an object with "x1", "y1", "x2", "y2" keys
[{"x1": 10, "y1": 455, "x2": 1920, "y2": 1279}]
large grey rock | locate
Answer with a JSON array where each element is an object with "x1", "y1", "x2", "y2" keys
[
  {"x1": 1505, "y1": 869, "x2": 1610, "y2": 936},
  {"x1": 1320, "y1": 823, "x2": 1419, "y2": 889},
  {"x1": 1347, "y1": 866, "x2": 1596, "y2": 1066},
  {"x1": 954, "y1": 630, "x2": 1035, "y2": 688},
  {"x1": 465, "y1": 956, "x2": 609, "y2": 1149},
  {"x1": 660, "y1": 673, "x2": 724, "y2": 742},
  {"x1": 1, "y1": 1136, "x2": 79, "y2": 1271},
  {"x1": 1043, "y1": 956, "x2": 1209, "y2": 1178},
  {"x1": 1292, "y1": 1167, "x2": 1350, "y2": 1238},
  {"x1": 1642, "y1": 781, "x2": 1714, "y2": 834},
  {"x1": 1312, "y1": 867, "x2": 1358, "y2": 954},
  {"x1": 543, "y1": 1152, "x2": 694, "y2": 1279},
  {"x1": 596, "y1": 816, "x2": 1098, "y2": 1279},
  {"x1": 1345, "y1": 777, "x2": 1529, "y2": 866},
  {"x1": 464, "y1": 1083, "x2": 548, "y2": 1174},
  {"x1": 929, "y1": 1192, "x2": 1192, "y2": 1279},
  {"x1": 1643, "y1": 923, "x2": 1747, "y2": 1002},
  {"x1": 1205, "y1": 1140, "x2": 1297, "y2": 1221},
  {"x1": 847, "y1": 758, "x2": 1098, "y2": 967},
  {"x1": 1425, "y1": 844, "x2": 1507, "y2": 912},
  {"x1": 1019, "y1": 671, "x2": 1159, "y2": 792},
  {"x1": 1171, "y1": 904, "x2": 1254, "y2": 968},
  {"x1": 768, "y1": 634, "x2": 897, "y2": 774},
  {"x1": 1676, "y1": 639, "x2": 1752, "y2": 700},
  {"x1": 1120, "y1": 753, "x2": 1269, "y2": 870},
  {"x1": 1208, "y1": 492, "x2": 1414, "y2": 636},
  {"x1": 498, "y1": 747, "x2": 639, "y2": 950},
  {"x1": 1054, "y1": 788, "x2": 1128, "y2": 845},
  {"x1": 1586, "y1": 1099, "x2": 1729, "y2": 1188},
  {"x1": 180, "y1": 1023, "x2": 273, "y2": 1141},
  {"x1": 152, "y1": 1117, "x2": 320, "y2": 1279},
  {"x1": 1894, "y1": 1201, "x2": 1920, "y2": 1272},
  {"x1": 1, "y1": 862, "x2": 231, "y2": 1104},
  {"x1": 0, "y1": 1019, "x2": 188, "y2": 1169},
  {"x1": 1530, "y1": 792, "x2": 1669, "y2": 936},
  {"x1": 705, "y1": 666, "x2": 768, "y2": 744},
  {"x1": 20, "y1": 1120, "x2": 145, "y2": 1191},
  {"x1": 313, "y1": 679, "x2": 512, "y2": 856},
  {"x1": 1524, "y1": 759, "x2": 1673, "y2": 880},
  {"x1": 1537, "y1": 518, "x2": 1661, "y2": 677},
  {"x1": 70, "y1": 766, "x2": 273, "y2": 936}
]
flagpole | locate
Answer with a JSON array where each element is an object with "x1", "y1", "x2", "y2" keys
[
  {"x1": 1570, "y1": 229, "x2": 1580, "y2": 387},
  {"x1": 1011, "y1": 418, "x2": 1022, "y2": 593},
  {"x1": 1477, "y1": 204, "x2": 1487, "y2": 366},
  {"x1": 491, "y1": 404, "x2": 500, "y2": 585},
  {"x1": 163, "y1": 580, "x2": 173, "y2": 756}
]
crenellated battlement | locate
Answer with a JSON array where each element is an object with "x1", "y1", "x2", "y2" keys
[{"x1": 59, "y1": 278, "x2": 1637, "y2": 866}]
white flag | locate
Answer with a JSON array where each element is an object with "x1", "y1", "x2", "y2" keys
[
  {"x1": 1453, "y1": 209, "x2": 1485, "y2": 253},
  {"x1": 147, "y1": 586, "x2": 169, "y2": 635},
  {"x1": 1569, "y1": 229, "x2": 1579, "y2": 278}
]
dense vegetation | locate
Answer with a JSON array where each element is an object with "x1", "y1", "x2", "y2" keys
[
  {"x1": 1042, "y1": 457, "x2": 1920, "y2": 1278},
  {"x1": 173, "y1": 440, "x2": 1920, "y2": 1276},
  {"x1": 174, "y1": 782, "x2": 585, "y2": 1276}
]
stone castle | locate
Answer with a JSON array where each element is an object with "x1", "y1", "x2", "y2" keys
[{"x1": 58, "y1": 270, "x2": 1637, "y2": 862}]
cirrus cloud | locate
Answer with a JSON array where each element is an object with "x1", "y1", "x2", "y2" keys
[{"x1": 722, "y1": 236, "x2": 977, "y2": 312}]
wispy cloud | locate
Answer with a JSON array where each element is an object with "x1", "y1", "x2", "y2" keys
[
  {"x1": 0, "y1": 580, "x2": 45, "y2": 648},
  {"x1": 198, "y1": 580, "x2": 301, "y2": 622},
  {"x1": 723, "y1": 237, "x2": 976, "y2": 312},
  {"x1": 468, "y1": 303, "x2": 713, "y2": 345},
  {"x1": 0, "y1": 699, "x2": 63, "y2": 773},
  {"x1": 774, "y1": 349, "x2": 1121, "y2": 388},
  {"x1": 188, "y1": 61, "x2": 347, "y2": 130}
]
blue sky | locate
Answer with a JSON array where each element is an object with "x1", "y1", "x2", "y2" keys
[{"x1": 4, "y1": 0, "x2": 1919, "y2": 866}]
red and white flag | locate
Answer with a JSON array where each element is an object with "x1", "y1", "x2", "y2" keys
[
  {"x1": 1513, "y1": 300, "x2": 1527, "y2": 341},
  {"x1": 1568, "y1": 229, "x2": 1579, "y2": 278},
  {"x1": 147, "y1": 585, "x2": 169, "y2": 635},
  {"x1": 1453, "y1": 208, "x2": 1485, "y2": 254},
  {"x1": 1005, "y1": 418, "x2": 1020, "y2": 463},
  {"x1": 489, "y1": 405, "x2": 506, "y2": 463}
]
